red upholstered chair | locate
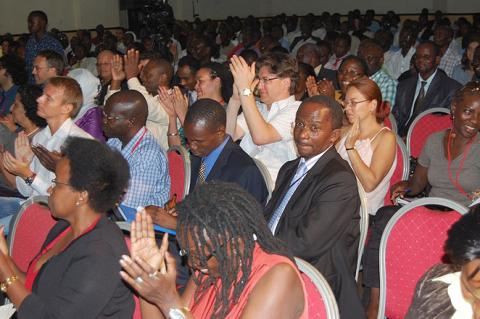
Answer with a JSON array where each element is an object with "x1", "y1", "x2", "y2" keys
[
  {"x1": 166, "y1": 145, "x2": 191, "y2": 201},
  {"x1": 384, "y1": 114, "x2": 397, "y2": 135},
  {"x1": 295, "y1": 257, "x2": 339, "y2": 319},
  {"x1": 384, "y1": 135, "x2": 410, "y2": 206},
  {"x1": 8, "y1": 196, "x2": 56, "y2": 273},
  {"x1": 377, "y1": 197, "x2": 468, "y2": 319},
  {"x1": 406, "y1": 108, "x2": 451, "y2": 159}
]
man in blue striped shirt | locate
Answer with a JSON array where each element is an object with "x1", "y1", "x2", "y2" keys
[{"x1": 104, "y1": 90, "x2": 170, "y2": 208}]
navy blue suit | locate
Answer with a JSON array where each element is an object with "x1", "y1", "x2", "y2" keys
[{"x1": 190, "y1": 137, "x2": 268, "y2": 205}]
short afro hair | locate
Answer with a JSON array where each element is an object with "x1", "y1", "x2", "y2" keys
[
  {"x1": 184, "y1": 98, "x2": 226, "y2": 130},
  {"x1": 0, "y1": 54, "x2": 27, "y2": 85},
  {"x1": 62, "y1": 137, "x2": 130, "y2": 213},
  {"x1": 17, "y1": 84, "x2": 47, "y2": 128}
]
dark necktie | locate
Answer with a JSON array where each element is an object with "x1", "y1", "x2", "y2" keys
[
  {"x1": 197, "y1": 159, "x2": 206, "y2": 185},
  {"x1": 411, "y1": 81, "x2": 427, "y2": 121}
]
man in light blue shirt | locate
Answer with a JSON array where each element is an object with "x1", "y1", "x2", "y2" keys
[{"x1": 103, "y1": 90, "x2": 170, "y2": 208}]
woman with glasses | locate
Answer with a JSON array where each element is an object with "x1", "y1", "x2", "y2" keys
[
  {"x1": 337, "y1": 77, "x2": 397, "y2": 216},
  {"x1": 364, "y1": 81, "x2": 480, "y2": 319},
  {"x1": 0, "y1": 137, "x2": 134, "y2": 318},
  {"x1": 120, "y1": 181, "x2": 308, "y2": 319}
]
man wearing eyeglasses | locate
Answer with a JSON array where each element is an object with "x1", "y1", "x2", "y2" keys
[
  {"x1": 32, "y1": 49, "x2": 64, "y2": 85},
  {"x1": 264, "y1": 96, "x2": 364, "y2": 319},
  {"x1": 226, "y1": 52, "x2": 300, "y2": 183}
]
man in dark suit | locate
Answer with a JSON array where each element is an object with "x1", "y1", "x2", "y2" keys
[
  {"x1": 186, "y1": 99, "x2": 268, "y2": 204},
  {"x1": 296, "y1": 42, "x2": 339, "y2": 90},
  {"x1": 264, "y1": 95, "x2": 364, "y2": 319},
  {"x1": 393, "y1": 41, "x2": 462, "y2": 137}
]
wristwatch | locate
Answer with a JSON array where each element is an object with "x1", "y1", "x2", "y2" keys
[
  {"x1": 168, "y1": 307, "x2": 189, "y2": 319},
  {"x1": 241, "y1": 88, "x2": 252, "y2": 96},
  {"x1": 24, "y1": 173, "x2": 37, "y2": 186}
]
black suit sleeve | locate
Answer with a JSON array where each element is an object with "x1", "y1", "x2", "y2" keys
[
  {"x1": 18, "y1": 240, "x2": 131, "y2": 319},
  {"x1": 236, "y1": 165, "x2": 269, "y2": 205},
  {"x1": 277, "y1": 170, "x2": 359, "y2": 263}
]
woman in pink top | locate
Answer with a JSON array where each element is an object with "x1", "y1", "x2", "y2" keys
[{"x1": 120, "y1": 181, "x2": 308, "y2": 319}]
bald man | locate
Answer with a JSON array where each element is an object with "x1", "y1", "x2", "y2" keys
[
  {"x1": 106, "y1": 50, "x2": 173, "y2": 150},
  {"x1": 104, "y1": 90, "x2": 170, "y2": 208}
]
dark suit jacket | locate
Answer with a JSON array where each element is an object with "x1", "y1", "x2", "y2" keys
[
  {"x1": 190, "y1": 137, "x2": 268, "y2": 204},
  {"x1": 264, "y1": 147, "x2": 364, "y2": 319},
  {"x1": 317, "y1": 66, "x2": 340, "y2": 90},
  {"x1": 18, "y1": 216, "x2": 134, "y2": 319},
  {"x1": 393, "y1": 69, "x2": 461, "y2": 137}
]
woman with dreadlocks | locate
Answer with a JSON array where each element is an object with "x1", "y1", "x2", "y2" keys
[{"x1": 120, "y1": 181, "x2": 307, "y2": 319}]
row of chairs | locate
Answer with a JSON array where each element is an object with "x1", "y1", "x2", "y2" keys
[{"x1": 7, "y1": 196, "x2": 342, "y2": 318}]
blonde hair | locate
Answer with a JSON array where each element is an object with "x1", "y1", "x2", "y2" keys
[{"x1": 45, "y1": 76, "x2": 83, "y2": 117}]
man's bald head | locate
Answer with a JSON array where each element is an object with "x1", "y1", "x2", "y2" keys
[{"x1": 103, "y1": 90, "x2": 148, "y2": 143}]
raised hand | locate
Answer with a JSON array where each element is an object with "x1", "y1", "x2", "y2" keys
[
  {"x1": 111, "y1": 54, "x2": 126, "y2": 82},
  {"x1": 306, "y1": 76, "x2": 319, "y2": 97},
  {"x1": 230, "y1": 55, "x2": 258, "y2": 93},
  {"x1": 3, "y1": 151, "x2": 31, "y2": 178},
  {"x1": 345, "y1": 117, "x2": 360, "y2": 150},
  {"x1": 316, "y1": 79, "x2": 336, "y2": 99},
  {"x1": 124, "y1": 49, "x2": 140, "y2": 80},
  {"x1": 131, "y1": 210, "x2": 169, "y2": 272},
  {"x1": 158, "y1": 87, "x2": 176, "y2": 118},
  {"x1": 171, "y1": 87, "x2": 188, "y2": 124},
  {"x1": 14, "y1": 132, "x2": 33, "y2": 164}
]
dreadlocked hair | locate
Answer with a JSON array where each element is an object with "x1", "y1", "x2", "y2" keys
[{"x1": 176, "y1": 181, "x2": 291, "y2": 319}]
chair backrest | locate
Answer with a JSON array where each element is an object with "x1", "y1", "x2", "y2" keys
[
  {"x1": 355, "y1": 182, "x2": 369, "y2": 281},
  {"x1": 384, "y1": 114, "x2": 397, "y2": 135},
  {"x1": 295, "y1": 257, "x2": 340, "y2": 319},
  {"x1": 8, "y1": 196, "x2": 56, "y2": 273},
  {"x1": 384, "y1": 136, "x2": 410, "y2": 205},
  {"x1": 166, "y1": 145, "x2": 191, "y2": 201},
  {"x1": 117, "y1": 224, "x2": 142, "y2": 319},
  {"x1": 253, "y1": 158, "x2": 274, "y2": 202},
  {"x1": 406, "y1": 108, "x2": 451, "y2": 159},
  {"x1": 377, "y1": 197, "x2": 468, "y2": 319}
]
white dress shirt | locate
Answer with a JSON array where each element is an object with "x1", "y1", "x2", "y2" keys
[
  {"x1": 16, "y1": 118, "x2": 93, "y2": 197},
  {"x1": 237, "y1": 95, "x2": 300, "y2": 182},
  {"x1": 384, "y1": 46, "x2": 416, "y2": 80}
]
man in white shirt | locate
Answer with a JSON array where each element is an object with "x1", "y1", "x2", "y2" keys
[
  {"x1": 107, "y1": 49, "x2": 172, "y2": 150},
  {"x1": 226, "y1": 53, "x2": 300, "y2": 182},
  {"x1": 0, "y1": 76, "x2": 92, "y2": 230},
  {"x1": 385, "y1": 26, "x2": 417, "y2": 80}
]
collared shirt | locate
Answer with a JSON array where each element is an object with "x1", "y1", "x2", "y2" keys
[
  {"x1": 269, "y1": 146, "x2": 331, "y2": 233},
  {"x1": 370, "y1": 68, "x2": 397, "y2": 104},
  {"x1": 384, "y1": 46, "x2": 416, "y2": 80},
  {"x1": 106, "y1": 77, "x2": 170, "y2": 151},
  {"x1": 107, "y1": 127, "x2": 170, "y2": 208},
  {"x1": 407, "y1": 69, "x2": 438, "y2": 121},
  {"x1": 439, "y1": 41, "x2": 462, "y2": 77},
  {"x1": 25, "y1": 33, "x2": 64, "y2": 84},
  {"x1": 0, "y1": 84, "x2": 19, "y2": 116},
  {"x1": 16, "y1": 118, "x2": 93, "y2": 197},
  {"x1": 314, "y1": 64, "x2": 322, "y2": 77},
  {"x1": 324, "y1": 53, "x2": 349, "y2": 71},
  {"x1": 237, "y1": 96, "x2": 300, "y2": 183},
  {"x1": 202, "y1": 136, "x2": 229, "y2": 178}
]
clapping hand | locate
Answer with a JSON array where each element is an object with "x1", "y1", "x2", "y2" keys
[
  {"x1": 111, "y1": 54, "x2": 126, "y2": 82},
  {"x1": 130, "y1": 210, "x2": 168, "y2": 272},
  {"x1": 124, "y1": 49, "x2": 140, "y2": 80},
  {"x1": 230, "y1": 55, "x2": 259, "y2": 94},
  {"x1": 316, "y1": 79, "x2": 336, "y2": 98},
  {"x1": 345, "y1": 118, "x2": 360, "y2": 150},
  {"x1": 31, "y1": 145, "x2": 62, "y2": 173},
  {"x1": 158, "y1": 87, "x2": 177, "y2": 117},
  {"x1": 14, "y1": 132, "x2": 33, "y2": 164},
  {"x1": 306, "y1": 76, "x2": 320, "y2": 96}
]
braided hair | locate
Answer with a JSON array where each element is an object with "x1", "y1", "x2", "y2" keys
[{"x1": 176, "y1": 181, "x2": 291, "y2": 318}]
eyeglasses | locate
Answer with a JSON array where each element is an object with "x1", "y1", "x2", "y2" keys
[
  {"x1": 51, "y1": 179, "x2": 72, "y2": 188},
  {"x1": 341, "y1": 99, "x2": 370, "y2": 108},
  {"x1": 258, "y1": 76, "x2": 279, "y2": 84},
  {"x1": 102, "y1": 111, "x2": 127, "y2": 121},
  {"x1": 291, "y1": 121, "x2": 322, "y2": 136}
]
